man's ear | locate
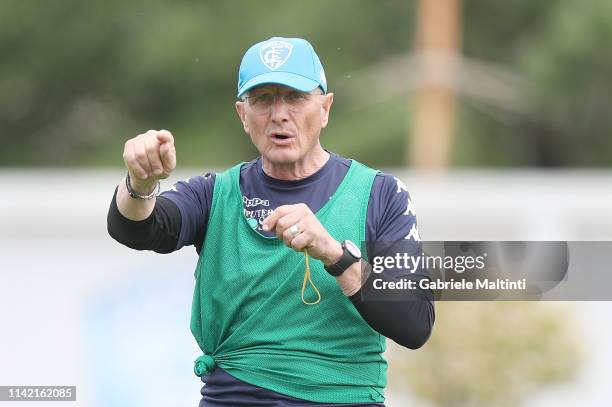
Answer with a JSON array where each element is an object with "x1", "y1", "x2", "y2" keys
[
  {"x1": 320, "y1": 92, "x2": 334, "y2": 128},
  {"x1": 235, "y1": 101, "x2": 249, "y2": 133}
]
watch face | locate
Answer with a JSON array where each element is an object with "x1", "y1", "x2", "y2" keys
[{"x1": 344, "y1": 240, "x2": 361, "y2": 259}]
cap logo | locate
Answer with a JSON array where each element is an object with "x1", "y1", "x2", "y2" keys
[{"x1": 259, "y1": 40, "x2": 293, "y2": 70}]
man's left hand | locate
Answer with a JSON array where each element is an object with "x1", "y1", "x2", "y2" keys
[{"x1": 262, "y1": 204, "x2": 342, "y2": 266}]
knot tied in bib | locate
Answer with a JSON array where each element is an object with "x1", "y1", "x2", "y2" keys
[{"x1": 194, "y1": 354, "x2": 216, "y2": 377}]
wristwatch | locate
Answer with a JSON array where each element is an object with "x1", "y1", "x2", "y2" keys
[{"x1": 324, "y1": 240, "x2": 362, "y2": 276}]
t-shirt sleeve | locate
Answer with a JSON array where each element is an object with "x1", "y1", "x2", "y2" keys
[
  {"x1": 161, "y1": 173, "x2": 216, "y2": 253},
  {"x1": 352, "y1": 172, "x2": 434, "y2": 349},
  {"x1": 366, "y1": 172, "x2": 425, "y2": 277},
  {"x1": 106, "y1": 186, "x2": 182, "y2": 254}
]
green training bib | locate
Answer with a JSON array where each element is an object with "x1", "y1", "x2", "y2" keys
[{"x1": 190, "y1": 159, "x2": 386, "y2": 403}]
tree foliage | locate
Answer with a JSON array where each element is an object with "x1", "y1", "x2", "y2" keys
[
  {"x1": 1, "y1": 0, "x2": 610, "y2": 167},
  {"x1": 388, "y1": 302, "x2": 581, "y2": 407}
]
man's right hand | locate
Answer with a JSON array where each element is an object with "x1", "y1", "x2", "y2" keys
[{"x1": 123, "y1": 129, "x2": 177, "y2": 194}]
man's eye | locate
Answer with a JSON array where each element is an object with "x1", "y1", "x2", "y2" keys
[
  {"x1": 285, "y1": 93, "x2": 308, "y2": 103},
  {"x1": 252, "y1": 94, "x2": 274, "y2": 104}
]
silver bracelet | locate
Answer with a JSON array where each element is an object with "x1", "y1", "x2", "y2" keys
[{"x1": 125, "y1": 172, "x2": 160, "y2": 200}]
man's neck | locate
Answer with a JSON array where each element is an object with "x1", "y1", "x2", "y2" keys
[{"x1": 262, "y1": 147, "x2": 330, "y2": 181}]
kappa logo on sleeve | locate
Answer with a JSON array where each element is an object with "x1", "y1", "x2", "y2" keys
[
  {"x1": 394, "y1": 177, "x2": 409, "y2": 194},
  {"x1": 260, "y1": 40, "x2": 293, "y2": 70},
  {"x1": 404, "y1": 197, "x2": 417, "y2": 217},
  {"x1": 405, "y1": 224, "x2": 421, "y2": 242}
]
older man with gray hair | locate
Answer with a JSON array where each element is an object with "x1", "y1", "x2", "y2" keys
[{"x1": 108, "y1": 36, "x2": 434, "y2": 406}]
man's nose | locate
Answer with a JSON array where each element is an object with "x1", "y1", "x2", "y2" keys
[{"x1": 270, "y1": 95, "x2": 290, "y2": 122}]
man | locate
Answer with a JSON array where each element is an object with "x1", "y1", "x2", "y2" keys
[{"x1": 108, "y1": 37, "x2": 434, "y2": 406}]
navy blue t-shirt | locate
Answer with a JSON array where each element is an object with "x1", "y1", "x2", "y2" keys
[{"x1": 159, "y1": 152, "x2": 425, "y2": 407}]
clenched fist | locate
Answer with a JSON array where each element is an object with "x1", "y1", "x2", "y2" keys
[{"x1": 123, "y1": 129, "x2": 176, "y2": 192}]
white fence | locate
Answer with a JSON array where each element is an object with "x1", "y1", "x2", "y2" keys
[{"x1": 1, "y1": 168, "x2": 611, "y2": 407}]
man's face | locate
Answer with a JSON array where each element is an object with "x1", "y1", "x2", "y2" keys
[{"x1": 235, "y1": 84, "x2": 334, "y2": 165}]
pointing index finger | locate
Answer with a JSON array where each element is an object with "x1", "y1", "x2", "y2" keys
[
  {"x1": 156, "y1": 129, "x2": 174, "y2": 145},
  {"x1": 159, "y1": 141, "x2": 176, "y2": 173}
]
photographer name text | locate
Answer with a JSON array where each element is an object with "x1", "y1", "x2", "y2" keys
[{"x1": 372, "y1": 277, "x2": 527, "y2": 291}]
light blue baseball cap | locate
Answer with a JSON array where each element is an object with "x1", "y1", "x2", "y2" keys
[{"x1": 237, "y1": 37, "x2": 328, "y2": 98}]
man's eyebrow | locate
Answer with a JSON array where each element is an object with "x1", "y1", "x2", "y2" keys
[
  {"x1": 246, "y1": 88, "x2": 321, "y2": 98},
  {"x1": 249, "y1": 89, "x2": 275, "y2": 95}
]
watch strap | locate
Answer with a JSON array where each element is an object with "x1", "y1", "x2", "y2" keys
[{"x1": 324, "y1": 241, "x2": 361, "y2": 276}]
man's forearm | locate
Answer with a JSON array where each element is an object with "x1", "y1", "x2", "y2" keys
[
  {"x1": 347, "y1": 265, "x2": 435, "y2": 349},
  {"x1": 116, "y1": 175, "x2": 158, "y2": 221},
  {"x1": 107, "y1": 186, "x2": 182, "y2": 253},
  {"x1": 334, "y1": 260, "x2": 368, "y2": 297}
]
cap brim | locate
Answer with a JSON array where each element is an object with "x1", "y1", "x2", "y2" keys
[{"x1": 237, "y1": 72, "x2": 320, "y2": 97}]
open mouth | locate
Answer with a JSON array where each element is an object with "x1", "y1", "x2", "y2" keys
[{"x1": 270, "y1": 133, "x2": 294, "y2": 142}]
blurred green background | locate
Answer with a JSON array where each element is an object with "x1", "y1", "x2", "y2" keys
[{"x1": 2, "y1": 0, "x2": 611, "y2": 168}]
